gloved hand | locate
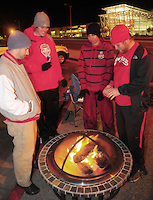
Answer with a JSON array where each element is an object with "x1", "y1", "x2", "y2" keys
[
  {"x1": 79, "y1": 89, "x2": 90, "y2": 98},
  {"x1": 42, "y1": 62, "x2": 52, "y2": 71},
  {"x1": 61, "y1": 79, "x2": 67, "y2": 87},
  {"x1": 94, "y1": 90, "x2": 104, "y2": 101}
]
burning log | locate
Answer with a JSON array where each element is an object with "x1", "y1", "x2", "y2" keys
[
  {"x1": 73, "y1": 142, "x2": 96, "y2": 163},
  {"x1": 96, "y1": 151, "x2": 111, "y2": 170},
  {"x1": 77, "y1": 163, "x2": 93, "y2": 175}
]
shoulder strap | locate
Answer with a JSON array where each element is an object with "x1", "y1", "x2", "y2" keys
[
  {"x1": 130, "y1": 44, "x2": 147, "y2": 81},
  {"x1": 133, "y1": 44, "x2": 144, "y2": 60}
]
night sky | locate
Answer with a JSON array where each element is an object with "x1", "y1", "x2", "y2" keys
[{"x1": 0, "y1": 0, "x2": 153, "y2": 35}]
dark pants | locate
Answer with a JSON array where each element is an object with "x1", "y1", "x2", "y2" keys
[
  {"x1": 115, "y1": 103, "x2": 146, "y2": 169},
  {"x1": 83, "y1": 91, "x2": 115, "y2": 135},
  {"x1": 37, "y1": 88, "x2": 59, "y2": 142}
]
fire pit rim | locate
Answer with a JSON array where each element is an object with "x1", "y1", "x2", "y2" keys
[{"x1": 38, "y1": 130, "x2": 133, "y2": 197}]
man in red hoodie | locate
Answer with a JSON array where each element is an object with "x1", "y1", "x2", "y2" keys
[
  {"x1": 78, "y1": 23, "x2": 115, "y2": 135},
  {"x1": 22, "y1": 12, "x2": 67, "y2": 144}
]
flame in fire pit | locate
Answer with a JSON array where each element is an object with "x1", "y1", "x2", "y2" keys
[
  {"x1": 39, "y1": 130, "x2": 133, "y2": 197},
  {"x1": 54, "y1": 133, "x2": 111, "y2": 177},
  {"x1": 68, "y1": 135, "x2": 100, "y2": 172}
]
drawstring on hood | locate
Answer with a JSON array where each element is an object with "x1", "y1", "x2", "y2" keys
[
  {"x1": 90, "y1": 47, "x2": 97, "y2": 68},
  {"x1": 86, "y1": 37, "x2": 106, "y2": 68},
  {"x1": 78, "y1": 36, "x2": 114, "y2": 92}
]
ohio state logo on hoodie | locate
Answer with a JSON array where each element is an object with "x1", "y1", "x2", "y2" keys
[
  {"x1": 40, "y1": 43, "x2": 51, "y2": 61},
  {"x1": 114, "y1": 56, "x2": 128, "y2": 67}
]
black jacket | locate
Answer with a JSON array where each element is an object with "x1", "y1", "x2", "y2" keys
[{"x1": 118, "y1": 44, "x2": 153, "y2": 113}]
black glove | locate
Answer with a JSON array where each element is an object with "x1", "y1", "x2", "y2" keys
[
  {"x1": 79, "y1": 89, "x2": 90, "y2": 98},
  {"x1": 94, "y1": 90, "x2": 104, "y2": 101},
  {"x1": 61, "y1": 79, "x2": 67, "y2": 87},
  {"x1": 42, "y1": 62, "x2": 52, "y2": 71}
]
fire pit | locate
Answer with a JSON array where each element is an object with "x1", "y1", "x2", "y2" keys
[{"x1": 38, "y1": 130, "x2": 133, "y2": 199}]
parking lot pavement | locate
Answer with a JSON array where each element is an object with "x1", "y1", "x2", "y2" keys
[
  {"x1": 19, "y1": 105, "x2": 153, "y2": 200},
  {"x1": 1, "y1": 56, "x2": 153, "y2": 200},
  {"x1": 1, "y1": 101, "x2": 153, "y2": 200},
  {"x1": 0, "y1": 115, "x2": 16, "y2": 200}
]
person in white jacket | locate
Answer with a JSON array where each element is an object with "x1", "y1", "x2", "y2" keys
[{"x1": 0, "y1": 31, "x2": 41, "y2": 195}]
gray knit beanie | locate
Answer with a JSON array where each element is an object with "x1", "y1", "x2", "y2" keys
[
  {"x1": 34, "y1": 11, "x2": 50, "y2": 27},
  {"x1": 7, "y1": 30, "x2": 31, "y2": 49}
]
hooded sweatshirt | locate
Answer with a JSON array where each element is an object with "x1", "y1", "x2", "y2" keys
[
  {"x1": 78, "y1": 37, "x2": 114, "y2": 92},
  {"x1": 21, "y1": 25, "x2": 64, "y2": 92}
]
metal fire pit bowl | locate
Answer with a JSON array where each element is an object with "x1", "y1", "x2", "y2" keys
[{"x1": 38, "y1": 130, "x2": 133, "y2": 199}]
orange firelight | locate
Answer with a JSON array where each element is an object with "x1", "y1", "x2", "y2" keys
[{"x1": 54, "y1": 133, "x2": 110, "y2": 177}]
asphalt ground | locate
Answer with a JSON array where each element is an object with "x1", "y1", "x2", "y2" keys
[
  {"x1": 1, "y1": 103, "x2": 153, "y2": 200},
  {"x1": 18, "y1": 102, "x2": 153, "y2": 200},
  {"x1": 0, "y1": 49, "x2": 153, "y2": 199}
]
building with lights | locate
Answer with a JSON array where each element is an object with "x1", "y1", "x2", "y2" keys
[
  {"x1": 50, "y1": 24, "x2": 87, "y2": 38},
  {"x1": 99, "y1": 4, "x2": 153, "y2": 36},
  {"x1": 50, "y1": 4, "x2": 153, "y2": 38}
]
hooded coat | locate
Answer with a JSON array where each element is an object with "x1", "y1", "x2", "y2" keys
[
  {"x1": 78, "y1": 37, "x2": 115, "y2": 134},
  {"x1": 21, "y1": 25, "x2": 64, "y2": 92},
  {"x1": 78, "y1": 37, "x2": 114, "y2": 92}
]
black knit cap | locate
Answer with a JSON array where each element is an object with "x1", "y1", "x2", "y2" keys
[{"x1": 87, "y1": 23, "x2": 101, "y2": 38}]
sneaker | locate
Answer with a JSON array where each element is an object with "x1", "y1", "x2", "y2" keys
[
  {"x1": 33, "y1": 160, "x2": 38, "y2": 169},
  {"x1": 42, "y1": 137, "x2": 50, "y2": 146},
  {"x1": 128, "y1": 169, "x2": 141, "y2": 183},
  {"x1": 140, "y1": 165, "x2": 148, "y2": 175},
  {"x1": 50, "y1": 130, "x2": 59, "y2": 138},
  {"x1": 17, "y1": 183, "x2": 40, "y2": 195}
]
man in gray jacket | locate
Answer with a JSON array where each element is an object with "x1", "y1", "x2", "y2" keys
[{"x1": 0, "y1": 31, "x2": 41, "y2": 195}]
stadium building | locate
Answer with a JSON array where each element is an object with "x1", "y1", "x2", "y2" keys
[
  {"x1": 50, "y1": 4, "x2": 153, "y2": 37},
  {"x1": 99, "y1": 4, "x2": 153, "y2": 36}
]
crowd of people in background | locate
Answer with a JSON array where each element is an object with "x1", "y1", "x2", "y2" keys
[{"x1": 0, "y1": 11, "x2": 152, "y2": 195}]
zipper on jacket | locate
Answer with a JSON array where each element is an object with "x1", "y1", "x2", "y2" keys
[{"x1": 90, "y1": 47, "x2": 97, "y2": 67}]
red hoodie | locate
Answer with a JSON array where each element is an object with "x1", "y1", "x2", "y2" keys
[
  {"x1": 21, "y1": 25, "x2": 64, "y2": 92},
  {"x1": 78, "y1": 37, "x2": 114, "y2": 92}
]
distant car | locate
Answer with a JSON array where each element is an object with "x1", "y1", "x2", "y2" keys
[
  {"x1": 0, "y1": 45, "x2": 69, "y2": 64},
  {"x1": 0, "y1": 47, "x2": 8, "y2": 56},
  {"x1": 55, "y1": 45, "x2": 69, "y2": 64}
]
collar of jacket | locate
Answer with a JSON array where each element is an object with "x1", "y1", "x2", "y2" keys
[
  {"x1": 24, "y1": 25, "x2": 47, "y2": 42},
  {"x1": 4, "y1": 50, "x2": 20, "y2": 65},
  {"x1": 85, "y1": 37, "x2": 106, "y2": 48}
]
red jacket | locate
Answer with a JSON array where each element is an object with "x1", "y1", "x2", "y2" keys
[
  {"x1": 78, "y1": 37, "x2": 114, "y2": 92},
  {"x1": 21, "y1": 25, "x2": 64, "y2": 92},
  {"x1": 113, "y1": 42, "x2": 140, "y2": 106},
  {"x1": 111, "y1": 43, "x2": 153, "y2": 111}
]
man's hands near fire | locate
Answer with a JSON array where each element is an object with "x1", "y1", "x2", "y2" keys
[{"x1": 103, "y1": 85, "x2": 120, "y2": 100}]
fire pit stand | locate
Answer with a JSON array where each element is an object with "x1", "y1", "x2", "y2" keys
[{"x1": 38, "y1": 130, "x2": 133, "y2": 200}]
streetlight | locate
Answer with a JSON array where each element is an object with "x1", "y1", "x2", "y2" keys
[
  {"x1": 10, "y1": 29, "x2": 15, "y2": 34},
  {"x1": 64, "y1": 3, "x2": 72, "y2": 26}
]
